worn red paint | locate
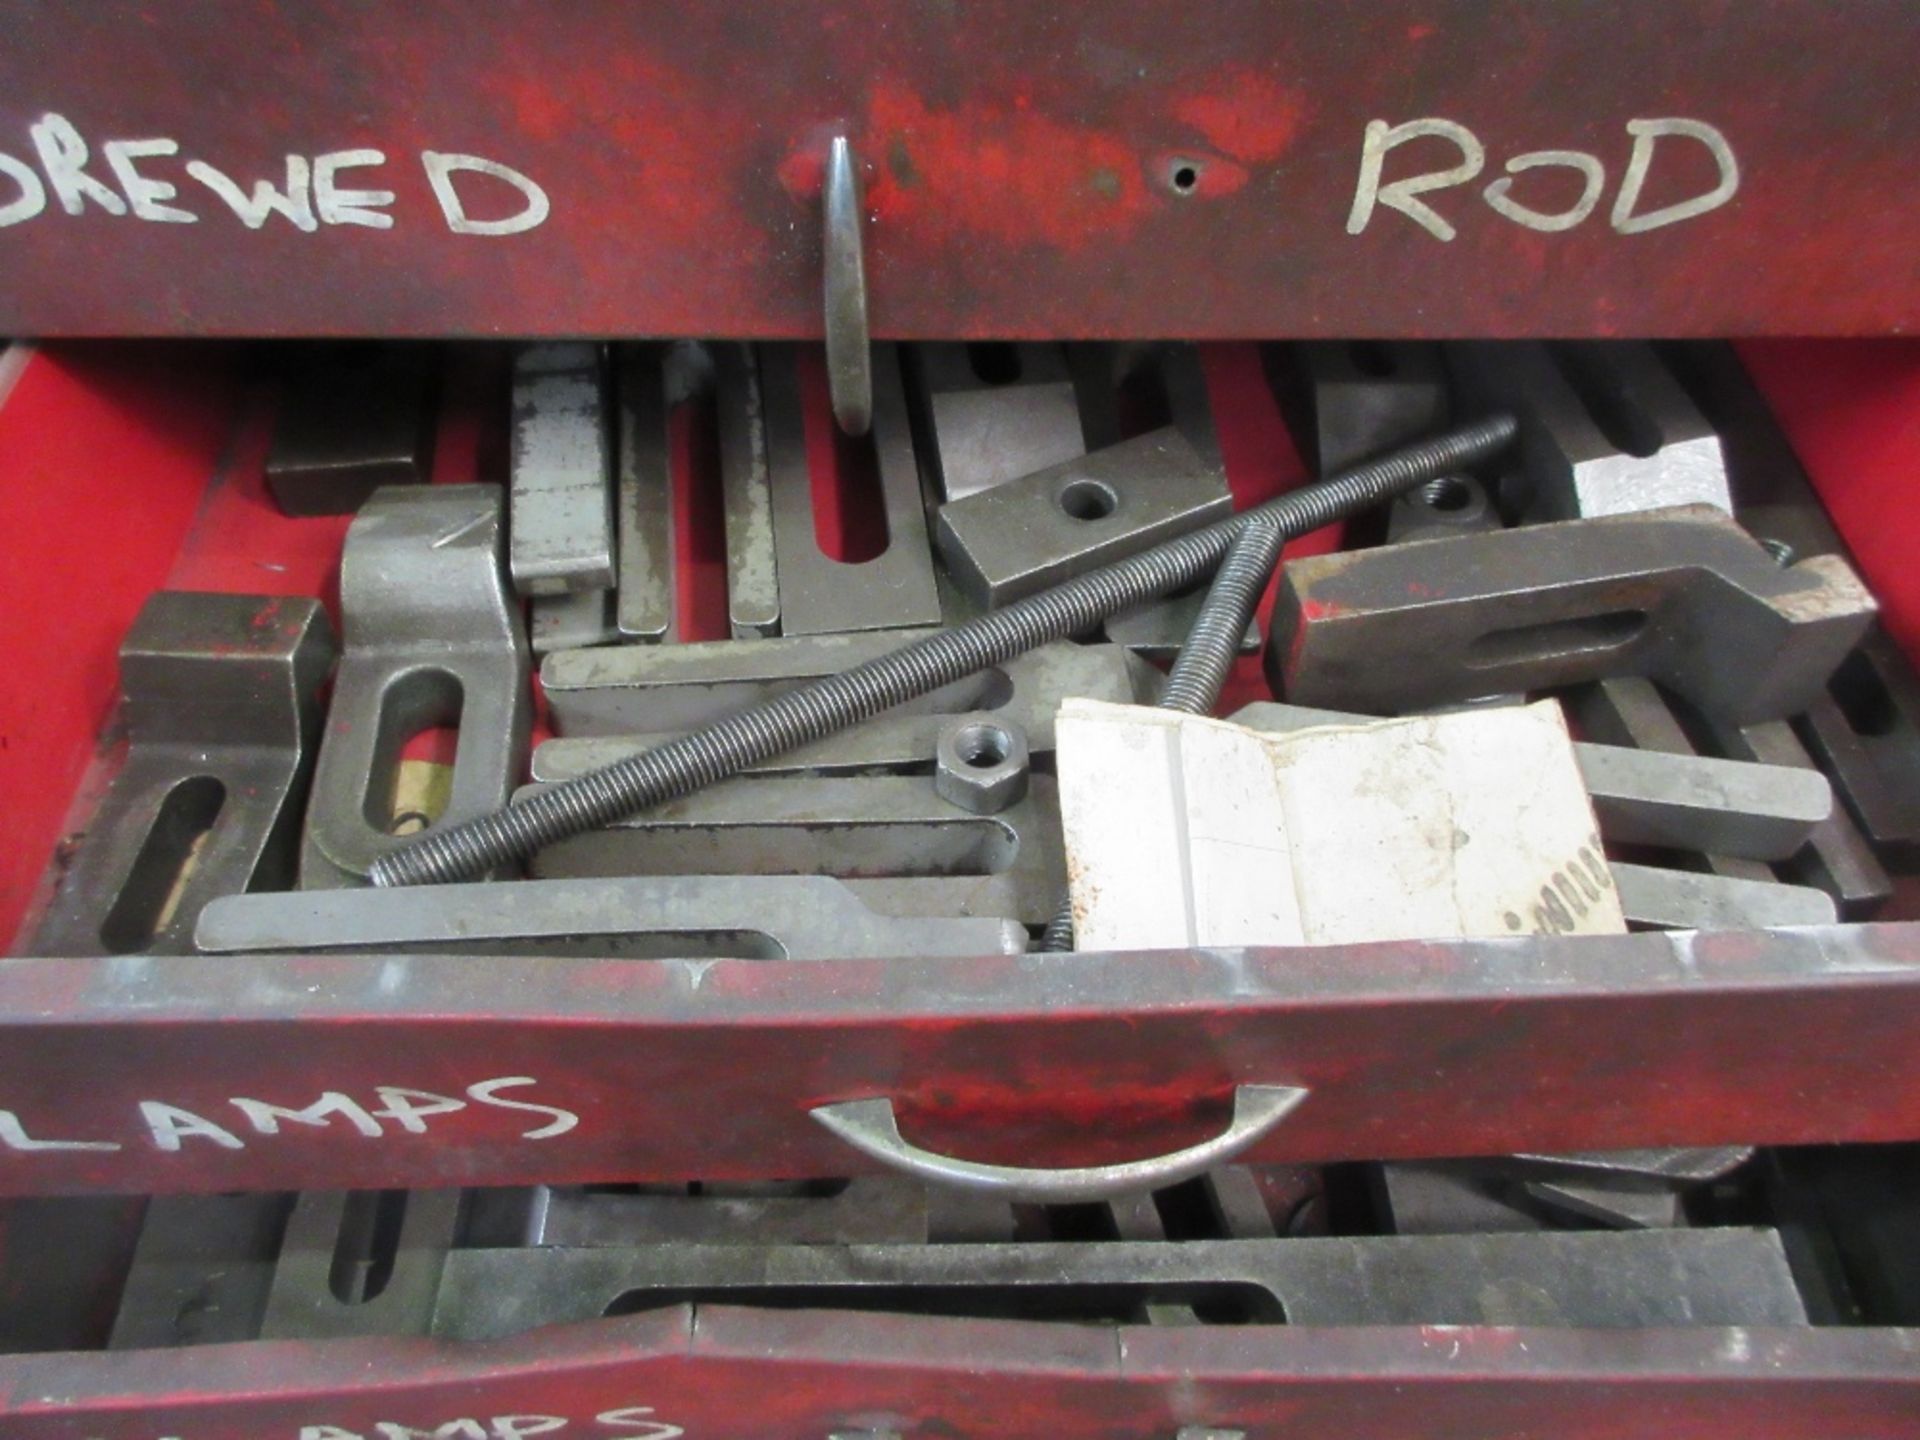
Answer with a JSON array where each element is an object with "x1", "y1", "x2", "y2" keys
[
  {"x1": 863, "y1": 81, "x2": 1153, "y2": 254},
  {"x1": 0, "y1": 928, "x2": 1915, "y2": 1197},
  {"x1": 0, "y1": 0, "x2": 1909, "y2": 338},
  {"x1": 1171, "y1": 72, "x2": 1311, "y2": 164}
]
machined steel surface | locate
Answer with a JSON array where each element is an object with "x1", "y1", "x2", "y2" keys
[
  {"x1": 823, "y1": 136, "x2": 871, "y2": 437},
  {"x1": 1800, "y1": 633, "x2": 1920, "y2": 863},
  {"x1": 1231, "y1": 700, "x2": 1831, "y2": 863},
  {"x1": 1672, "y1": 344, "x2": 1920, "y2": 858},
  {"x1": 934, "y1": 717, "x2": 1030, "y2": 815},
  {"x1": 1611, "y1": 862, "x2": 1837, "y2": 930},
  {"x1": 259, "y1": 1190, "x2": 461, "y2": 1343},
  {"x1": 198, "y1": 873, "x2": 1025, "y2": 960},
  {"x1": 263, "y1": 344, "x2": 437, "y2": 516},
  {"x1": 297, "y1": 485, "x2": 530, "y2": 888},
  {"x1": 615, "y1": 343, "x2": 674, "y2": 641},
  {"x1": 717, "y1": 342, "x2": 780, "y2": 637},
  {"x1": 1705, "y1": 712, "x2": 1896, "y2": 918},
  {"x1": 1577, "y1": 744, "x2": 1830, "y2": 861},
  {"x1": 1300, "y1": 340, "x2": 1449, "y2": 475},
  {"x1": 1522, "y1": 1177, "x2": 1683, "y2": 1231},
  {"x1": 508, "y1": 342, "x2": 616, "y2": 597},
  {"x1": 1450, "y1": 341, "x2": 1731, "y2": 520},
  {"x1": 1566, "y1": 677, "x2": 1778, "y2": 884},
  {"x1": 1380, "y1": 1162, "x2": 1688, "y2": 1235},
  {"x1": 912, "y1": 342, "x2": 1085, "y2": 502},
  {"x1": 934, "y1": 427, "x2": 1231, "y2": 607},
  {"x1": 529, "y1": 587, "x2": 619, "y2": 657},
  {"x1": 1379, "y1": 1165, "x2": 1549, "y2": 1236},
  {"x1": 535, "y1": 641, "x2": 1150, "y2": 775},
  {"x1": 1504, "y1": 1147, "x2": 1756, "y2": 1185},
  {"x1": 1103, "y1": 588, "x2": 1261, "y2": 662},
  {"x1": 764, "y1": 342, "x2": 941, "y2": 634},
  {"x1": 544, "y1": 628, "x2": 937, "y2": 734},
  {"x1": 523, "y1": 1178, "x2": 935, "y2": 1249},
  {"x1": 369, "y1": 420, "x2": 1516, "y2": 886},
  {"x1": 1074, "y1": 344, "x2": 1221, "y2": 471},
  {"x1": 1384, "y1": 471, "x2": 1500, "y2": 542},
  {"x1": 109, "y1": 1194, "x2": 293, "y2": 1351},
  {"x1": 1271, "y1": 506, "x2": 1876, "y2": 725},
  {"x1": 425, "y1": 1230, "x2": 1803, "y2": 1342},
  {"x1": 32, "y1": 593, "x2": 333, "y2": 956},
  {"x1": 523, "y1": 774, "x2": 1066, "y2": 926},
  {"x1": 1566, "y1": 674, "x2": 1892, "y2": 918}
]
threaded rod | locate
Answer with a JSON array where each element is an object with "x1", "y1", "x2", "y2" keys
[{"x1": 370, "y1": 415, "x2": 1517, "y2": 887}]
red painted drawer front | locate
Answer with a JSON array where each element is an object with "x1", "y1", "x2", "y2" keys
[
  {"x1": 0, "y1": 1, "x2": 1914, "y2": 339},
  {"x1": 1, "y1": 1310, "x2": 1916, "y2": 1439},
  {"x1": 1, "y1": 927, "x2": 1916, "y2": 1197}
]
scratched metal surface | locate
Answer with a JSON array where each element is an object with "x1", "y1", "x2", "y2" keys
[
  {"x1": 0, "y1": 0, "x2": 1913, "y2": 337},
  {"x1": 2, "y1": 1310, "x2": 1919, "y2": 1438},
  {"x1": 0, "y1": 924, "x2": 1918, "y2": 1197}
]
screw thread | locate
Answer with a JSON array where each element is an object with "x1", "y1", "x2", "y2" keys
[{"x1": 371, "y1": 415, "x2": 1517, "y2": 888}]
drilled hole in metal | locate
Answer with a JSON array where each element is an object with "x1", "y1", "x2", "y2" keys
[
  {"x1": 1420, "y1": 476, "x2": 1473, "y2": 512},
  {"x1": 1059, "y1": 478, "x2": 1119, "y2": 521},
  {"x1": 955, "y1": 723, "x2": 1013, "y2": 768}
]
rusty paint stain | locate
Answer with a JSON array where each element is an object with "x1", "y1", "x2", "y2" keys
[
  {"x1": 1171, "y1": 71, "x2": 1310, "y2": 165},
  {"x1": 887, "y1": 135, "x2": 920, "y2": 188},
  {"x1": 863, "y1": 81, "x2": 1151, "y2": 252}
]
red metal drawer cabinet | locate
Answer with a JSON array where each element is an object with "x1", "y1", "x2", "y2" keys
[
  {"x1": 1, "y1": 0, "x2": 1919, "y2": 1428},
  {"x1": 0, "y1": 2, "x2": 1916, "y2": 340},
  {"x1": 0, "y1": 338, "x2": 1916, "y2": 1437}
]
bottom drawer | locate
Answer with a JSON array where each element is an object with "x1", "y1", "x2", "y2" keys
[{"x1": 4, "y1": 1315, "x2": 1917, "y2": 1440}]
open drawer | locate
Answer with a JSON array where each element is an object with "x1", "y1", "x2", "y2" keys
[{"x1": 0, "y1": 337, "x2": 1916, "y2": 1436}]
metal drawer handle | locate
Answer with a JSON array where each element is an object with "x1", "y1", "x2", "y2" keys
[
  {"x1": 823, "y1": 133, "x2": 872, "y2": 436},
  {"x1": 809, "y1": 1085, "x2": 1308, "y2": 1203}
]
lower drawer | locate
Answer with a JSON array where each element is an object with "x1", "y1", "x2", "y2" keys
[
  {"x1": 0, "y1": 932, "x2": 1918, "y2": 1196},
  {"x1": 1, "y1": 338, "x2": 1917, "y2": 1434},
  {"x1": 5, "y1": 1312, "x2": 1918, "y2": 1440}
]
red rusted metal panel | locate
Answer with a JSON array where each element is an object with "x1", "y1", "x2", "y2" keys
[
  {"x1": 2, "y1": 925, "x2": 1917, "y2": 1197},
  {"x1": 2, "y1": 1310, "x2": 1917, "y2": 1438},
  {"x1": 0, "y1": 1, "x2": 1913, "y2": 339}
]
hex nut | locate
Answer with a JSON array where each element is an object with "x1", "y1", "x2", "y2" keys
[{"x1": 935, "y1": 717, "x2": 1030, "y2": 815}]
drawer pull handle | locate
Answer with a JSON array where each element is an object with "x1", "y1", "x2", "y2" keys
[
  {"x1": 823, "y1": 133, "x2": 872, "y2": 436},
  {"x1": 809, "y1": 1085, "x2": 1308, "y2": 1203}
]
